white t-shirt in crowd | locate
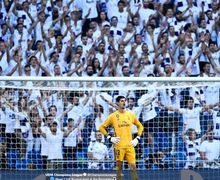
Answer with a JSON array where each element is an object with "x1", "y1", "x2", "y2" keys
[
  {"x1": 5, "y1": 108, "x2": 17, "y2": 133},
  {"x1": 40, "y1": 126, "x2": 50, "y2": 156},
  {"x1": 138, "y1": 90, "x2": 158, "y2": 121},
  {"x1": 185, "y1": 137, "x2": 201, "y2": 168},
  {"x1": 204, "y1": 85, "x2": 219, "y2": 105},
  {"x1": 46, "y1": 130, "x2": 64, "y2": 160},
  {"x1": 200, "y1": 140, "x2": 220, "y2": 161},
  {"x1": 76, "y1": 0, "x2": 98, "y2": 19},
  {"x1": 179, "y1": 107, "x2": 202, "y2": 134},
  {"x1": 88, "y1": 141, "x2": 108, "y2": 169},
  {"x1": 64, "y1": 127, "x2": 78, "y2": 147},
  {"x1": 212, "y1": 111, "x2": 220, "y2": 138},
  {"x1": 0, "y1": 108, "x2": 6, "y2": 124}
]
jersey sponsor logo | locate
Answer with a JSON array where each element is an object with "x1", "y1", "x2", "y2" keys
[{"x1": 118, "y1": 121, "x2": 130, "y2": 128}]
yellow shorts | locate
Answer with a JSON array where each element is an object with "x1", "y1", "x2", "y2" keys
[{"x1": 114, "y1": 147, "x2": 136, "y2": 164}]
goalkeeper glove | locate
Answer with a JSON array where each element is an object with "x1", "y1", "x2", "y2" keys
[
  {"x1": 107, "y1": 135, "x2": 120, "y2": 144},
  {"x1": 130, "y1": 136, "x2": 140, "y2": 147}
]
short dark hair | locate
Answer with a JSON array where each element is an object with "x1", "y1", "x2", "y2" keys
[
  {"x1": 116, "y1": 95, "x2": 126, "y2": 102},
  {"x1": 186, "y1": 96, "x2": 194, "y2": 103},
  {"x1": 52, "y1": 121, "x2": 58, "y2": 126},
  {"x1": 118, "y1": 0, "x2": 125, "y2": 6},
  {"x1": 68, "y1": 118, "x2": 74, "y2": 122},
  {"x1": 209, "y1": 40, "x2": 217, "y2": 46},
  {"x1": 46, "y1": 114, "x2": 53, "y2": 120},
  {"x1": 49, "y1": 105, "x2": 57, "y2": 112},
  {"x1": 127, "y1": 97, "x2": 135, "y2": 102},
  {"x1": 122, "y1": 65, "x2": 129, "y2": 71}
]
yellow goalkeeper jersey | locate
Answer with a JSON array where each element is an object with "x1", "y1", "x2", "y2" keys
[{"x1": 99, "y1": 110, "x2": 143, "y2": 148}]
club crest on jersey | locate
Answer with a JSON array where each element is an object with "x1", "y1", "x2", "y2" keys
[{"x1": 116, "y1": 114, "x2": 119, "y2": 120}]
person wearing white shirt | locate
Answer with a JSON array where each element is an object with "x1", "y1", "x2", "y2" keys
[
  {"x1": 89, "y1": 21, "x2": 101, "y2": 41},
  {"x1": 4, "y1": 98, "x2": 19, "y2": 151},
  {"x1": 208, "y1": 41, "x2": 220, "y2": 75},
  {"x1": 132, "y1": 34, "x2": 144, "y2": 59},
  {"x1": 184, "y1": 0, "x2": 200, "y2": 24},
  {"x1": 93, "y1": 104, "x2": 106, "y2": 132},
  {"x1": 129, "y1": 0, "x2": 142, "y2": 15},
  {"x1": 175, "y1": 0, "x2": 189, "y2": 12},
  {"x1": 106, "y1": 0, "x2": 120, "y2": 20},
  {"x1": 63, "y1": 118, "x2": 81, "y2": 168},
  {"x1": 168, "y1": 25, "x2": 178, "y2": 50},
  {"x1": 138, "y1": 0, "x2": 156, "y2": 28},
  {"x1": 53, "y1": 0, "x2": 64, "y2": 16},
  {"x1": 182, "y1": 128, "x2": 204, "y2": 169},
  {"x1": 87, "y1": 131, "x2": 109, "y2": 169},
  {"x1": 114, "y1": 1, "x2": 129, "y2": 30},
  {"x1": 183, "y1": 38, "x2": 201, "y2": 76},
  {"x1": 0, "y1": 102, "x2": 6, "y2": 139},
  {"x1": 204, "y1": 84, "x2": 220, "y2": 105},
  {"x1": 67, "y1": 94, "x2": 87, "y2": 129},
  {"x1": 132, "y1": 16, "x2": 142, "y2": 34},
  {"x1": 29, "y1": 0, "x2": 38, "y2": 21},
  {"x1": 39, "y1": 114, "x2": 54, "y2": 169},
  {"x1": 110, "y1": 16, "x2": 123, "y2": 45},
  {"x1": 81, "y1": 65, "x2": 98, "y2": 88},
  {"x1": 28, "y1": 55, "x2": 40, "y2": 76},
  {"x1": 5, "y1": 51, "x2": 22, "y2": 77},
  {"x1": 121, "y1": 22, "x2": 136, "y2": 47},
  {"x1": 211, "y1": 1, "x2": 219, "y2": 20},
  {"x1": 163, "y1": 8, "x2": 176, "y2": 25},
  {"x1": 209, "y1": 104, "x2": 220, "y2": 139},
  {"x1": 47, "y1": 105, "x2": 64, "y2": 129},
  {"x1": 163, "y1": 96, "x2": 216, "y2": 135},
  {"x1": 200, "y1": 130, "x2": 220, "y2": 168},
  {"x1": 115, "y1": 55, "x2": 129, "y2": 77},
  {"x1": 70, "y1": 8, "x2": 83, "y2": 37},
  {"x1": 142, "y1": 24, "x2": 158, "y2": 53},
  {"x1": 39, "y1": 121, "x2": 74, "y2": 170},
  {"x1": 138, "y1": 89, "x2": 158, "y2": 151},
  {"x1": 13, "y1": 22, "x2": 29, "y2": 51},
  {"x1": 196, "y1": 0, "x2": 212, "y2": 12},
  {"x1": 78, "y1": 35, "x2": 93, "y2": 58},
  {"x1": 13, "y1": 1, "x2": 33, "y2": 29},
  {"x1": 138, "y1": 54, "x2": 155, "y2": 77},
  {"x1": 76, "y1": 0, "x2": 98, "y2": 19},
  {"x1": 33, "y1": 11, "x2": 52, "y2": 41},
  {"x1": 175, "y1": 54, "x2": 191, "y2": 77},
  {"x1": 169, "y1": 11, "x2": 187, "y2": 35},
  {"x1": 0, "y1": 22, "x2": 13, "y2": 42},
  {"x1": 0, "y1": 40, "x2": 9, "y2": 74},
  {"x1": 95, "y1": 42, "x2": 107, "y2": 67}
]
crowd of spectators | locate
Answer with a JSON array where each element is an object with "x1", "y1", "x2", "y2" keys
[
  {"x1": 0, "y1": 0, "x2": 220, "y2": 171},
  {"x1": 0, "y1": 0, "x2": 219, "y2": 79},
  {"x1": 0, "y1": 85, "x2": 220, "y2": 170}
]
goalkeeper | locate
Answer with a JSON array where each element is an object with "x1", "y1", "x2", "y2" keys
[{"x1": 99, "y1": 96, "x2": 143, "y2": 180}]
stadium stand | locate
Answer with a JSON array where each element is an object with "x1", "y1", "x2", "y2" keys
[{"x1": 0, "y1": 0, "x2": 220, "y2": 174}]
